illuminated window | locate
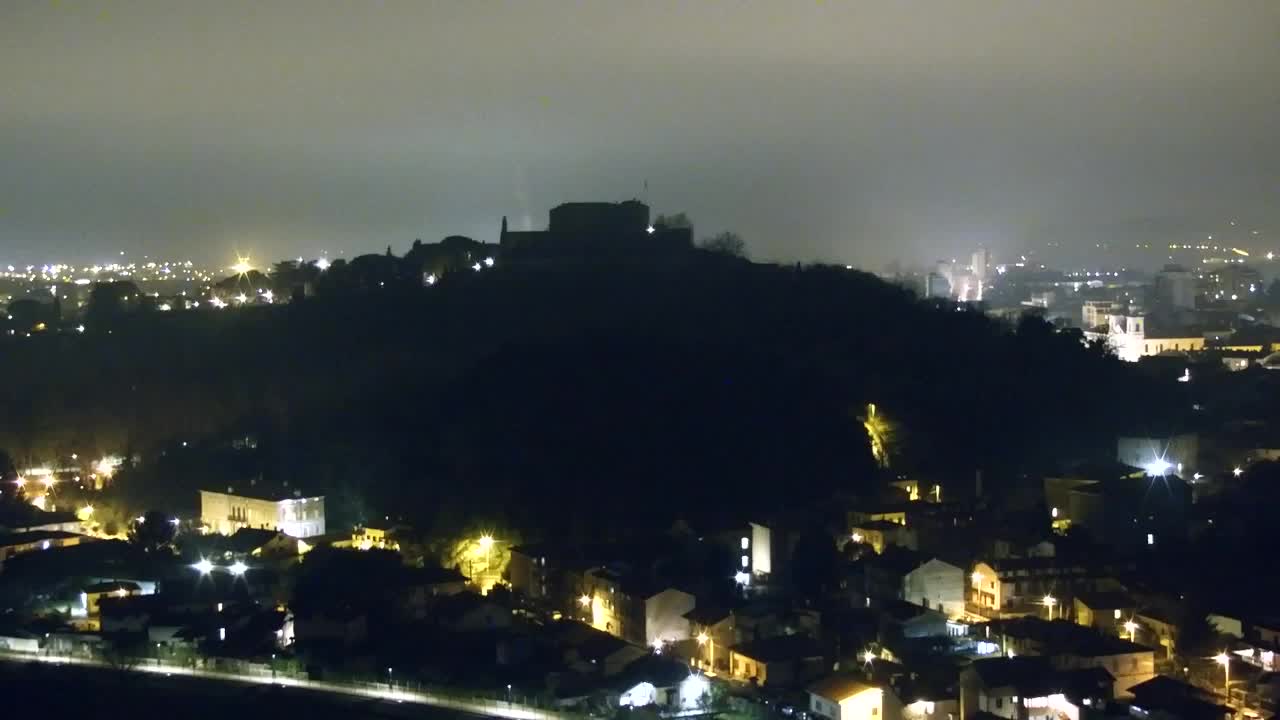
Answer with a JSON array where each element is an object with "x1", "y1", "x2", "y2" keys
[
  {"x1": 740, "y1": 537, "x2": 749, "y2": 550},
  {"x1": 741, "y1": 555, "x2": 749, "y2": 568},
  {"x1": 1114, "y1": 609, "x2": 1122, "y2": 619},
  {"x1": 1147, "y1": 533, "x2": 1155, "y2": 546}
]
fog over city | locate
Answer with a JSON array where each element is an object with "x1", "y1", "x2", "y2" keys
[{"x1": 3, "y1": 1, "x2": 1277, "y2": 269}]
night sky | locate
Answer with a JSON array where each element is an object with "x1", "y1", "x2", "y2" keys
[{"x1": 2, "y1": 1, "x2": 1277, "y2": 269}]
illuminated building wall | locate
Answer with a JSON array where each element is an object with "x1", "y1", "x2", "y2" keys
[{"x1": 200, "y1": 490, "x2": 325, "y2": 538}]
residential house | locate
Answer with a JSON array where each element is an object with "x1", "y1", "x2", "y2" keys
[
  {"x1": 853, "y1": 520, "x2": 919, "y2": 554},
  {"x1": 613, "y1": 656, "x2": 711, "y2": 711},
  {"x1": 969, "y1": 556, "x2": 1130, "y2": 616},
  {"x1": 903, "y1": 558, "x2": 965, "y2": 618},
  {"x1": 684, "y1": 605, "x2": 737, "y2": 674},
  {"x1": 809, "y1": 674, "x2": 903, "y2": 720},
  {"x1": 1073, "y1": 591, "x2": 1137, "y2": 634},
  {"x1": 508, "y1": 543, "x2": 559, "y2": 601},
  {"x1": 581, "y1": 567, "x2": 694, "y2": 647},
  {"x1": 959, "y1": 657, "x2": 1113, "y2": 720},
  {"x1": 728, "y1": 634, "x2": 825, "y2": 688},
  {"x1": 1136, "y1": 608, "x2": 1178, "y2": 661},
  {"x1": 983, "y1": 617, "x2": 1155, "y2": 697},
  {"x1": 1127, "y1": 675, "x2": 1232, "y2": 720},
  {"x1": 548, "y1": 620, "x2": 648, "y2": 677},
  {"x1": 0, "y1": 530, "x2": 90, "y2": 568},
  {"x1": 1043, "y1": 462, "x2": 1191, "y2": 550}
]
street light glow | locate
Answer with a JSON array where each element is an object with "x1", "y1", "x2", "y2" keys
[
  {"x1": 578, "y1": 594, "x2": 591, "y2": 607},
  {"x1": 229, "y1": 561, "x2": 248, "y2": 576},
  {"x1": 192, "y1": 559, "x2": 214, "y2": 575},
  {"x1": 696, "y1": 632, "x2": 709, "y2": 645},
  {"x1": 478, "y1": 534, "x2": 494, "y2": 552},
  {"x1": 1233, "y1": 467, "x2": 1243, "y2": 477}
]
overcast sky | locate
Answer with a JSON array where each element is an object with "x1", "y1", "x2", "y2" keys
[{"x1": 2, "y1": 1, "x2": 1277, "y2": 269}]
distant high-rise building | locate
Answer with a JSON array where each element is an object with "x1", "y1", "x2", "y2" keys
[
  {"x1": 1154, "y1": 264, "x2": 1197, "y2": 310},
  {"x1": 925, "y1": 272, "x2": 952, "y2": 299},
  {"x1": 971, "y1": 248, "x2": 990, "y2": 282}
]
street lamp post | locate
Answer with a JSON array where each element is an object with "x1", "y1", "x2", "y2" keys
[
  {"x1": 1214, "y1": 653, "x2": 1231, "y2": 702},
  {"x1": 1042, "y1": 594, "x2": 1057, "y2": 621},
  {"x1": 387, "y1": 666, "x2": 394, "y2": 691},
  {"x1": 507, "y1": 683, "x2": 513, "y2": 703},
  {"x1": 271, "y1": 653, "x2": 276, "y2": 680},
  {"x1": 697, "y1": 631, "x2": 714, "y2": 672}
]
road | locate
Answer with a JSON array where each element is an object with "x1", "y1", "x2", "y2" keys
[{"x1": 0, "y1": 651, "x2": 571, "y2": 720}]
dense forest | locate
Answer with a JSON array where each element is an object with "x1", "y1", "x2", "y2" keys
[{"x1": 0, "y1": 257, "x2": 1186, "y2": 540}]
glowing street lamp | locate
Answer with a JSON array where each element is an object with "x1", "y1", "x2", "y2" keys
[
  {"x1": 862, "y1": 649, "x2": 876, "y2": 665},
  {"x1": 192, "y1": 558, "x2": 214, "y2": 575},
  {"x1": 696, "y1": 631, "x2": 715, "y2": 670},
  {"x1": 315, "y1": 257, "x2": 330, "y2": 271},
  {"x1": 231, "y1": 256, "x2": 253, "y2": 275},
  {"x1": 478, "y1": 534, "x2": 494, "y2": 552},
  {"x1": 229, "y1": 561, "x2": 248, "y2": 576},
  {"x1": 578, "y1": 594, "x2": 591, "y2": 608},
  {"x1": 1233, "y1": 467, "x2": 1243, "y2": 478},
  {"x1": 1123, "y1": 619, "x2": 1139, "y2": 642},
  {"x1": 1042, "y1": 594, "x2": 1058, "y2": 620},
  {"x1": 1214, "y1": 652, "x2": 1231, "y2": 699},
  {"x1": 14, "y1": 477, "x2": 26, "y2": 490}
]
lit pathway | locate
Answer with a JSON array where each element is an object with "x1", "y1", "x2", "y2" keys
[{"x1": 2, "y1": 652, "x2": 568, "y2": 720}]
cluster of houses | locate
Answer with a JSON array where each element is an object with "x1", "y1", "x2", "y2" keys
[{"x1": 4, "y1": 432, "x2": 1280, "y2": 720}]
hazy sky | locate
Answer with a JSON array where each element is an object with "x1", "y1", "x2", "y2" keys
[{"x1": 2, "y1": 1, "x2": 1277, "y2": 269}]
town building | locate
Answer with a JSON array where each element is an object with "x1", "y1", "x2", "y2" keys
[
  {"x1": 0, "y1": 530, "x2": 90, "y2": 567},
  {"x1": 959, "y1": 657, "x2": 1113, "y2": 720},
  {"x1": 499, "y1": 201, "x2": 693, "y2": 268},
  {"x1": 728, "y1": 634, "x2": 825, "y2": 687},
  {"x1": 1073, "y1": 591, "x2": 1137, "y2": 634},
  {"x1": 199, "y1": 486, "x2": 325, "y2": 538},
  {"x1": 903, "y1": 558, "x2": 965, "y2": 618},
  {"x1": 809, "y1": 675, "x2": 903, "y2": 720},
  {"x1": 580, "y1": 567, "x2": 694, "y2": 648},
  {"x1": 980, "y1": 617, "x2": 1155, "y2": 697}
]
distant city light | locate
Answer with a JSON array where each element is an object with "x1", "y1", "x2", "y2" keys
[
  {"x1": 484, "y1": 257, "x2": 495, "y2": 267},
  {"x1": 425, "y1": 274, "x2": 437, "y2": 285},
  {"x1": 646, "y1": 225, "x2": 655, "y2": 235},
  {"x1": 1233, "y1": 466, "x2": 1243, "y2": 477},
  {"x1": 315, "y1": 257, "x2": 330, "y2": 271}
]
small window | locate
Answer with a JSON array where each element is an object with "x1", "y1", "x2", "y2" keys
[
  {"x1": 741, "y1": 555, "x2": 749, "y2": 568},
  {"x1": 871, "y1": 708, "x2": 878, "y2": 717},
  {"x1": 1114, "y1": 609, "x2": 1122, "y2": 619},
  {"x1": 741, "y1": 537, "x2": 749, "y2": 550}
]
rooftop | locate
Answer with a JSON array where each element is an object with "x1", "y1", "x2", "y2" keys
[
  {"x1": 986, "y1": 617, "x2": 1149, "y2": 657},
  {"x1": 201, "y1": 483, "x2": 322, "y2": 502},
  {"x1": 0, "y1": 529, "x2": 85, "y2": 548},
  {"x1": 808, "y1": 674, "x2": 878, "y2": 702},
  {"x1": 730, "y1": 634, "x2": 824, "y2": 663}
]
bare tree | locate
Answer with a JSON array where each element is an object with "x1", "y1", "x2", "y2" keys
[{"x1": 699, "y1": 231, "x2": 747, "y2": 258}]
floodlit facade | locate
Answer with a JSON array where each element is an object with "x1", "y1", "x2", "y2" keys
[
  {"x1": 903, "y1": 558, "x2": 965, "y2": 618},
  {"x1": 809, "y1": 676, "x2": 902, "y2": 720},
  {"x1": 200, "y1": 489, "x2": 325, "y2": 538}
]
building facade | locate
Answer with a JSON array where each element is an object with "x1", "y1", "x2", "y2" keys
[{"x1": 199, "y1": 489, "x2": 325, "y2": 538}]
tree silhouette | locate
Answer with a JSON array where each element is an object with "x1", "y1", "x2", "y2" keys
[
  {"x1": 127, "y1": 510, "x2": 176, "y2": 554},
  {"x1": 699, "y1": 231, "x2": 746, "y2": 258}
]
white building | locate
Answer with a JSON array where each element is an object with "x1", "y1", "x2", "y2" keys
[
  {"x1": 809, "y1": 675, "x2": 902, "y2": 720},
  {"x1": 903, "y1": 558, "x2": 965, "y2": 618},
  {"x1": 200, "y1": 487, "x2": 325, "y2": 538}
]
